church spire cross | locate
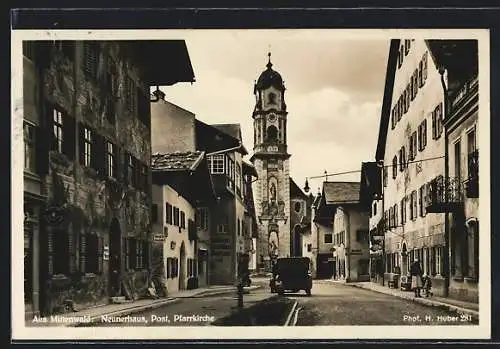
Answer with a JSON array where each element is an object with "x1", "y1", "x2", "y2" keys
[{"x1": 267, "y1": 51, "x2": 273, "y2": 69}]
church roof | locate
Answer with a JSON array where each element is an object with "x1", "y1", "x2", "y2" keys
[
  {"x1": 255, "y1": 53, "x2": 285, "y2": 91},
  {"x1": 290, "y1": 177, "x2": 308, "y2": 199}
]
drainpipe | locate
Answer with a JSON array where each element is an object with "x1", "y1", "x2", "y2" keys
[{"x1": 439, "y1": 66, "x2": 450, "y2": 298}]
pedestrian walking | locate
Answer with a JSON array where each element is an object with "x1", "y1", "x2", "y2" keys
[
  {"x1": 423, "y1": 274, "x2": 433, "y2": 297},
  {"x1": 409, "y1": 258, "x2": 423, "y2": 298}
]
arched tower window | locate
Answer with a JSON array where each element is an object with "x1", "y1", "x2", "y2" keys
[{"x1": 267, "y1": 125, "x2": 278, "y2": 142}]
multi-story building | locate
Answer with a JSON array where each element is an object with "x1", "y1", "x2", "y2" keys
[
  {"x1": 306, "y1": 192, "x2": 322, "y2": 278},
  {"x1": 242, "y1": 161, "x2": 259, "y2": 274},
  {"x1": 375, "y1": 39, "x2": 478, "y2": 297},
  {"x1": 151, "y1": 151, "x2": 215, "y2": 294},
  {"x1": 311, "y1": 184, "x2": 335, "y2": 279},
  {"x1": 150, "y1": 93, "x2": 253, "y2": 285},
  {"x1": 426, "y1": 40, "x2": 479, "y2": 302},
  {"x1": 22, "y1": 40, "x2": 195, "y2": 317}
]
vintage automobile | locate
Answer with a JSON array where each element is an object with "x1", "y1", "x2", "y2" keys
[{"x1": 269, "y1": 257, "x2": 313, "y2": 296}]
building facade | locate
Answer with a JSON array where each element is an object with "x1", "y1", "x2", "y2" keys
[
  {"x1": 22, "y1": 40, "x2": 195, "y2": 316},
  {"x1": 251, "y1": 54, "x2": 291, "y2": 271},
  {"x1": 427, "y1": 40, "x2": 479, "y2": 302},
  {"x1": 332, "y1": 205, "x2": 370, "y2": 282},
  {"x1": 151, "y1": 151, "x2": 215, "y2": 294},
  {"x1": 306, "y1": 193, "x2": 322, "y2": 278},
  {"x1": 377, "y1": 39, "x2": 448, "y2": 296}
]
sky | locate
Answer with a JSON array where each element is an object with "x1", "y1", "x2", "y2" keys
[{"x1": 161, "y1": 30, "x2": 390, "y2": 196}]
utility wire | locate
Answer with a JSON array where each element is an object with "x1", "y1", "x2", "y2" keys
[{"x1": 306, "y1": 156, "x2": 445, "y2": 180}]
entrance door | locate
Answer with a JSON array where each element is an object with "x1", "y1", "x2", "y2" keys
[
  {"x1": 179, "y1": 242, "x2": 186, "y2": 290},
  {"x1": 109, "y1": 219, "x2": 121, "y2": 297}
]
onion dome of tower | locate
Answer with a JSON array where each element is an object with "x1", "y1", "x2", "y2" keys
[{"x1": 255, "y1": 52, "x2": 285, "y2": 91}]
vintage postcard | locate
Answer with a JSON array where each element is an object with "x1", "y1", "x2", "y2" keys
[{"x1": 11, "y1": 27, "x2": 491, "y2": 340}]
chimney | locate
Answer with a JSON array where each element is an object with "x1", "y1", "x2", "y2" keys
[{"x1": 152, "y1": 88, "x2": 165, "y2": 101}]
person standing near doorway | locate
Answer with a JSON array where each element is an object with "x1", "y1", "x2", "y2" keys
[{"x1": 410, "y1": 258, "x2": 423, "y2": 297}]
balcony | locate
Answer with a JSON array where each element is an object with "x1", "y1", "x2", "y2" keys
[
  {"x1": 465, "y1": 150, "x2": 479, "y2": 198},
  {"x1": 426, "y1": 176, "x2": 464, "y2": 213}
]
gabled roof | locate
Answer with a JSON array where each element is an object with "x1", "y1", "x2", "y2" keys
[
  {"x1": 323, "y1": 181, "x2": 361, "y2": 205},
  {"x1": 290, "y1": 177, "x2": 308, "y2": 200},
  {"x1": 195, "y1": 120, "x2": 248, "y2": 155},
  {"x1": 151, "y1": 151, "x2": 204, "y2": 172}
]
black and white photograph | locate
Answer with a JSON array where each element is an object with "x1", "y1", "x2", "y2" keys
[{"x1": 12, "y1": 28, "x2": 490, "y2": 340}]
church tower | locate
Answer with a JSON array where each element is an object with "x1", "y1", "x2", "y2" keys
[{"x1": 250, "y1": 53, "x2": 291, "y2": 271}]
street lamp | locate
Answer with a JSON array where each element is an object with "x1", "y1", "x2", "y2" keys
[{"x1": 304, "y1": 178, "x2": 310, "y2": 193}]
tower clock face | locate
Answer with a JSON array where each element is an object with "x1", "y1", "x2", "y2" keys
[{"x1": 268, "y1": 114, "x2": 277, "y2": 123}]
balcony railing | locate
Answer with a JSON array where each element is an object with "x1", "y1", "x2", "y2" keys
[
  {"x1": 426, "y1": 176, "x2": 464, "y2": 213},
  {"x1": 465, "y1": 150, "x2": 479, "y2": 198}
]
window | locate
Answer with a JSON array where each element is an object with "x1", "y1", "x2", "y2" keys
[
  {"x1": 196, "y1": 208, "x2": 209, "y2": 230},
  {"x1": 136, "y1": 240, "x2": 144, "y2": 270},
  {"x1": 422, "y1": 52, "x2": 428, "y2": 84},
  {"x1": 392, "y1": 156, "x2": 398, "y2": 179},
  {"x1": 419, "y1": 185, "x2": 426, "y2": 217},
  {"x1": 356, "y1": 230, "x2": 368, "y2": 243},
  {"x1": 180, "y1": 211, "x2": 186, "y2": 229},
  {"x1": 403, "y1": 89, "x2": 408, "y2": 114},
  {"x1": 404, "y1": 39, "x2": 411, "y2": 55},
  {"x1": 454, "y1": 140, "x2": 461, "y2": 179},
  {"x1": 209, "y1": 155, "x2": 225, "y2": 174},
  {"x1": 410, "y1": 191, "x2": 418, "y2": 220},
  {"x1": 237, "y1": 219, "x2": 241, "y2": 236},
  {"x1": 152, "y1": 204, "x2": 158, "y2": 223},
  {"x1": 106, "y1": 141, "x2": 116, "y2": 178},
  {"x1": 307, "y1": 244, "x2": 312, "y2": 252},
  {"x1": 23, "y1": 122, "x2": 36, "y2": 172},
  {"x1": 324, "y1": 233, "x2": 333, "y2": 244},
  {"x1": 399, "y1": 146, "x2": 406, "y2": 171},
  {"x1": 268, "y1": 92, "x2": 276, "y2": 105},
  {"x1": 267, "y1": 125, "x2": 278, "y2": 142},
  {"x1": 53, "y1": 109, "x2": 64, "y2": 153},
  {"x1": 401, "y1": 197, "x2": 407, "y2": 224},
  {"x1": 418, "y1": 119, "x2": 427, "y2": 151},
  {"x1": 217, "y1": 223, "x2": 228, "y2": 234},
  {"x1": 83, "y1": 234, "x2": 103, "y2": 274},
  {"x1": 411, "y1": 70, "x2": 418, "y2": 100},
  {"x1": 83, "y1": 42, "x2": 99, "y2": 79},
  {"x1": 409, "y1": 131, "x2": 417, "y2": 161},
  {"x1": 397, "y1": 97, "x2": 403, "y2": 121},
  {"x1": 391, "y1": 107, "x2": 397, "y2": 130},
  {"x1": 125, "y1": 76, "x2": 137, "y2": 114},
  {"x1": 467, "y1": 128, "x2": 476, "y2": 154},
  {"x1": 173, "y1": 207, "x2": 180, "y2": 226},
  {"x1": 236, "y1": 164, "x2": 242, "y2": 195},
  {"x1": 435, "y1": 246, "x2": 442, "y2": 275},
  {"x1": 83, "y1": 127, "x2": 92, "y2": 167},
  {"x1": 373, "y1": 202, "x2": 377, "y2": 216},
  {"x1": 165, "y1": 203, "x2": 173, "y2": 224},
  {"x1": 393, "y1": 204, "x2": 398, "y2": 227},
  {"x1": 294, "y1": 201, "x2": 302, "y2": 213}
]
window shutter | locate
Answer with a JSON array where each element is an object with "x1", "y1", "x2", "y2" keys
[
  {"x1": 114, "y1": 145, "x2": 120, "y2": 179},
  {"x1": 431, "y1": 110, "x2": 437, "y2": 139},
  {"x1": 69, "y1": 230, "x2": 76, "y2": 273},
  {"x1": 98, "y1": 236, "x2": 104, "y2": 273},
  {"x1": 418, "y1": 60, "x2": 423, "y2": 87},
  {"x1": 63, "y1": 112, "x2": 76, "y2": 160},
  {"x1": 423, "y1": 52, "x2": 428, "y2": 82},
  {"x1": 80, "y1": 233, "x2": 86, "y2": 273},
  {"x1": 48, "y1": 230, "x2": 54, "y2": 275}
]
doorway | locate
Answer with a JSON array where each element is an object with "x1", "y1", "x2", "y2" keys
[
  {"x1": 293, "y1": 225, "x2": 302, "y2": 257},
  {"x1": 179, "y1": 242, "x2": 186, "y2": 290},
  {"x1": 401, "y1": 243, "x2": 408, "y2": 276},
  {"x1": 109, "y1": 218, "x2": 121, "y2": 297}
]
